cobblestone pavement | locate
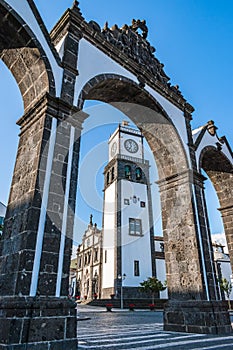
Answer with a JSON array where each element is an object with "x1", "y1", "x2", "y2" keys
[{"x1": 77, "y1": 306, "x2": 233, "y2": 350}]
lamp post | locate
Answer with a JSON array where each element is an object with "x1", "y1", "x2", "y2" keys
[{"x1": 118, "y1": 273, "x2": 126, "y2": 309}]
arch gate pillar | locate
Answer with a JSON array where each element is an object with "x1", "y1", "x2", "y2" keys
[
  {"x1": 219, "y1": 205, "x2": 233, "y2": 271},
  {"x1": 158, "y1": 170, "x2": 232, "y2": 334},
  {"x1": 0, "y1": 94, "x2": 85, "y2": 349}
]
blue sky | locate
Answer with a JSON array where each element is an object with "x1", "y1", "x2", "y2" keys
[{"x1": 0, "y1": 0, "x2": 232, "y2": 243}]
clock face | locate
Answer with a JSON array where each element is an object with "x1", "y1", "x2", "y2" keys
[
  {"x1": 111, "y1": 142, "x2": 117, "y2": 156},
  {"x1": 124, "y1": 139, "x2": 139, "y2": 153}
]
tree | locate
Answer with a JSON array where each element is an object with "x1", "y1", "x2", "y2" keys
[
  {"x1": 0, "y1": 224, "x2": 3, "y2": 239},
  {"x1": 140, "y1": 277, "x2": 167, "y2": 304},
  {"x1": 219, "y1": 278, "x2": 232, "y2": 310}
]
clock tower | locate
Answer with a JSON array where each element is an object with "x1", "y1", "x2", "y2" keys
[{"x1": 101, "y1": 122, "x2": 155, "y2": 299}]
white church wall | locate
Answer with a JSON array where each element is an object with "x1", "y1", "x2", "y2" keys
[
  {"x1": 102, "y1": 182, "x2": 116, "y2": 289},
  {"x1": 121, "y1": 180, "x2": 152, "y2": 287},
  {"x1": 156, "y1": 259, "x2": 168, "y2": 299}
]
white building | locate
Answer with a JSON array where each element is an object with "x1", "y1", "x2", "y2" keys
[
  {"x1": 76, "y1": 215, "x2": 102, "y2": 300},
  {"x1": 101, "y1": 122, "x2": 155, "y2": 299},
  {"x1": 212, "y1": 241, "x2": 233, "y2": 300}
]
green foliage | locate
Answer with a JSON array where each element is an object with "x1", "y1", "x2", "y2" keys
[
  {"x1": 219, "y1": 277, "x2": 232, "y2": 310},
  {"x1": 219, "y1": 278, "x2": 232, "y2": 299},
  {"x1": 140, "y1": 277, "x2": 167, "y2": 303},
  {"x1": 0, "y1": 224, "x2": 3, "y2": 239}
]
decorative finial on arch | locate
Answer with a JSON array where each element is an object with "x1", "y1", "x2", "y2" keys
[
  {"x1": 72, "y1": 0, "x2": 79, "y2": 8},
  {"x1": 71, "y1": 0, "x2": 83, "y2": 18},
  {"x1": 130, "y1": 19, "x2": 148, "y2": 39},
  {"x1": 207, "y1": 120, "x2": 218, "y2": 136}
]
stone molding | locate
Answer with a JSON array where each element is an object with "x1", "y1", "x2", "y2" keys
[
  {"x1": 17, "y1": 93, "x2": 88, "y2": 134},
  {"x1": 156, "y1": 169, "x2": 206, "y2": 192},
  {"x1": 49, "y1": 6, "x2": 194, "y2": 113}
]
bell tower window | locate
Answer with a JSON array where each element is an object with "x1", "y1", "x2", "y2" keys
[
  {"x1": 106, "y1": 172, "x2": 110, "y2": 185},
  {"x1": 136, "y1": 167, "x2": 142, "y2": 180},
  {"x1": 111, "y1": 167, "x2": 115, "y2": 181},
  {"x1": 125, "y1": 165, "x2": 131, "y2": 179}
]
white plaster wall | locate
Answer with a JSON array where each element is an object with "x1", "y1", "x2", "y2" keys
[
  {"x1": 55, "y1": 34, "x2": 67, "y2": 61},
  {"x1": 102, "y1": 182, "x2": 116, "y2": 288},
  {"x1": 75, "y1": 38, "x2": 191, "y2": 167},
  {"x1": 121, "y1": 180, "x2": 152, "y2": 287},
  {"x1": 5, "y1": 0, "x2": 63, "y2": 95},
  {"x1": 156, "y1": 258, "x2": 168, "y2": 299},
  {"x1": 75, "y1": 38, "x2": 138, "y2": 105},
  {"x1": 195, "y1": 132, "x2": 233, "y2": 172}
]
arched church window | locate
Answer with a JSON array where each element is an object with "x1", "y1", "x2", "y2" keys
[
  {"x1": 111, "y1": 167, "x2": 115, "y2": 181},
  {"x1": 136, "y1": 167, "x2": 142, "y2": 180},
  {"x1": 125, "y1": 165, "x2": 131, "y2": 179},
  {"x1": 107, "y1": 172, "x2": 110, "y2": 185}
]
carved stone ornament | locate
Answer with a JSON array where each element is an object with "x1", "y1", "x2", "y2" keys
[
  {"x1": 100, "y1": 20, "x2": 170, "y2": 85},
  {"x1": 207, "y1": 120, "x2": 217, "y2": 136}
]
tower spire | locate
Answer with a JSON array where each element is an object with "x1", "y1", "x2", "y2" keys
[{"x1": 89, "y1": 214, "x2": 93, "y2": 227}]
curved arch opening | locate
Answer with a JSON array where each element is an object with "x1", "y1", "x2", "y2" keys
[
  {"x1": 74, "y1": 74, "x2": 190, "y2": 301},
  {"x1": 0, "y1": 60, "x2": 23, "y2": 207},
  {"x1": 200, "y1": 146, "x2": 233, "y2": 298},
  {"x1": 0, "y1": 3, "x2": 55, "y2": 112}
]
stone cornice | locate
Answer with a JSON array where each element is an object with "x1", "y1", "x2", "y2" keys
[
  {"x1": 17, "y1": 93, "x2": 88, "y2": 134},
  {"x1": 156, "y1": 169, "x2": 207, "y2": 191}
]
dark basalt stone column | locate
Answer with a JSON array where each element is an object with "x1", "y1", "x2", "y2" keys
[
  {"x1": 0, "y1": 297, "x2": 77, "y2": 350},
  {"x1": 159, "y1": 170, "x2": 232, "y2": 334},
  {"x1": 164, "y1": 300, "x2": 232, "y2": 334},
  {"x1": 219, "y1": 205, "x2": 233, "y2": 274},
  {"x1": 0, "y1": 95, "x2": 85, "y2": 348}
]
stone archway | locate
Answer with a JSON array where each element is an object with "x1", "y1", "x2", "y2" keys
[
  {"x1": 200, "y1": 146, "x2": 233, "y2": 272},
  {"x1": 0, "y1": 1, "x2": 232, "y2": 347},
  {"x1": 78, "y1": 73, "x2": 231, "y2": 333}
]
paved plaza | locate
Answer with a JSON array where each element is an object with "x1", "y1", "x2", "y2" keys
[{"x1": 77, "y1": 305, "x2": 233, "y2": 350}]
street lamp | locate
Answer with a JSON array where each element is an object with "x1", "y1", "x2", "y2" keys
[{"x1": 118, "y1": 273, "x2": 126, "y2": 309}]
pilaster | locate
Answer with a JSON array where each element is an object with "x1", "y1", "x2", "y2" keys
[
  {"x1": 158, "y1": 169, "x2": 231, "y2": 333},
  {"x1": 0, "y1": 94, "x2": 86, "y2": 348}
]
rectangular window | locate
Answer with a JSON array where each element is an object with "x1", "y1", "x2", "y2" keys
[
  {"x1": 105, "y1": 250, "x2": 107, "y2": 263},
  {"x1": 140, "y1": 201, "x2": 146, "y2": 208},
  {"x1": 134, "y1": 260, "x2": 140, "y2": 276},
  {"x1": 124, "y1": 198, "x2": 130, "y2": 205},
  {"x1": 129, "y1": 218, "x2": 142, "y2": 236},
  {"x1": 94, "y1": 249, "x2": 98, "y2": 262}
]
